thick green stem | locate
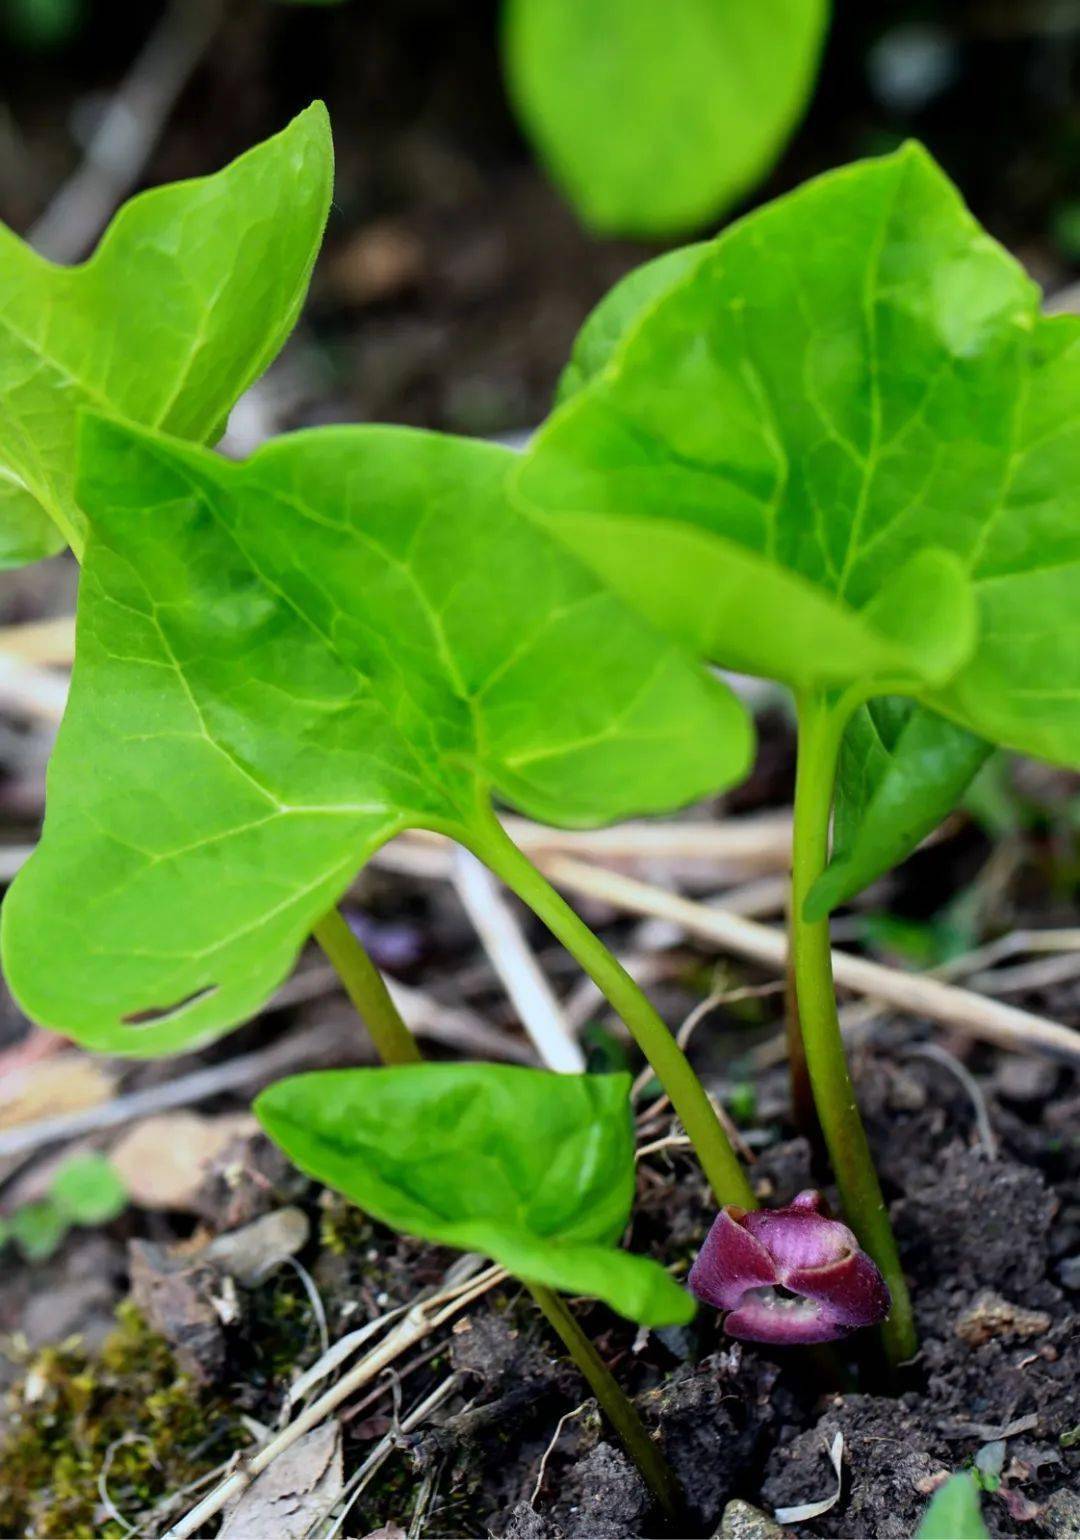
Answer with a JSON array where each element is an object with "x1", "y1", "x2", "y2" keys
[
  {"x1": 312, "y1": 907, "x2": 422, "y2": 1066},
  {"x1": 528, "y1": 1282, "x2": 681, "y2": 1522},
  {"x1": 790, "y1": 694, "x2": 916, "y2": 1364},
  {"x1": 468, "y1": 812, "x2": 755, "y2": 1211}
]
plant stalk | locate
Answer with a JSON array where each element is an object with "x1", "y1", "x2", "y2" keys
[
  {"x1": 469, "y1": 812, "x2": 755, "y2": 1210},
  {"x1": 783, "y1": 942, "x2": 823, "y2": 1154},
  {"x1": 527, "y1": 1281, "x2": 681, "y2": 1523},
  {"x1": 790, "y1": 693, "x2": 916, "y2": 1364},
  {"x1": 312, "y1": 907, "x2": 422, "y2": 1066},
  {"x1": 315, "y1": 899, "x2": 683, "y2": 1509}
]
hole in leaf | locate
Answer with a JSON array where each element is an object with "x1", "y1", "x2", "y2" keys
[{"x1": 121, "y1": 985, "x2": 218, "y2": 1027}]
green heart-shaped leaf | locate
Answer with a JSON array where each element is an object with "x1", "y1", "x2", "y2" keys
[
  {"x1": 502, "y1": 0, "x2": 829, "y2": 238},
  {"x1": 807, "y1": 700, "x2": 991, "y2": 920},
  {"x1": 0, "y1": 102, "x2": 332, "y2": 568},
  {"x1": 1, "y1": 416, "x2": 750, "y2": 1054},
  {"x1": 518, "y1": 141, "x2": 1080, "y2": 769},
  {"x1": 255, "y1": 1063, "x2": 694, "y2": 1325}
]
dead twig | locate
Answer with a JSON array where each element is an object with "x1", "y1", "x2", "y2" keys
[
  {"x1": 164, "y1": 1260, "x2": 502, "y2": 1537},
  {"x1": 0, "y1": 656, "x2": 68, "y2": 723},
  {"x1": 0, "y1": 616, "x2": 76, "y2": 666},
  {"x1": 540, "y1": 857, "x2": 1080, "y2": 1065},
  {"x1": 530, "y1": 1400, "x2": 591, "y2": 1506},
  {"x1": 322, "y1": 1373, "x2": 461, "y2": 1540},
  {"x1": 385, "y1": 813, "x2": 793, "y2": 879},
  {"x1": 965, "y1": 951, "x2": 1080, "y2": 997}
]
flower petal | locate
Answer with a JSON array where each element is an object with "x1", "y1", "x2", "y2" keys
[
  {"x1": 688, "y1": 1206, "x2": 778, "y2": 1310},
  {"x1": 724, "y1": 1287, "x2": 856, "y2": 1345},
  {"x1": 787, "y1": 1249, "x2": 892, "y2": 1327},
  {"x1": 744, "y1": 1206, "x2": 857, "y2": 1277}
]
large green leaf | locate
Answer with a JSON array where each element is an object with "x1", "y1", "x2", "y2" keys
[
  {"x1": 1, "y1": 417, "x2": 750, "y2": 1054},
  {"x1": 554, "y1": 239, "x2": 993, "y2": 914},
  {"x1": 501, "y1": 0, "x2": 829, "y2": 238},
  {"x1": 807, "y1": 700, "x2": 991, "y2": 919},
  {"x1": 256, "y1": 1063, "x2": 694, "y2": 1325},
  {"x1": 0, "y1": 102, "x2": 332, "y2": 568},
  {"x1": 517, "y1": 141, "x2": 1080, "y2": 768}
]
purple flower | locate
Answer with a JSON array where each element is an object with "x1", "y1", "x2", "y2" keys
[{"x1": 688, "y1": 1190, "x2": 890, "y2": 1344}]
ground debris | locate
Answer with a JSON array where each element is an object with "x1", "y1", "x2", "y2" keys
[
  {"x1": 128, "y1": 1238, "x2": 225, "y2": 1385},
  {"x1": 955, "y1": 1291, "x2": 1053, "y2": 1347},
  {"x1": 546, "y1": 1442, "x2": 648, "y2": 1540},
  {"x1": 111, "y1": 1111, "x2": 255, "y2": 1211},
  {"x1": 218, "y1": 1419, "x2": 342, "y2": 1539},
  {"x1": 191, "y1": 1127, "x2": 311, "y2": 1230},
  {"x1": 654, "y1": 1345, "x2": 780, "y2": 1531},
  {"x1": 762, "y1": 1396, "x2": 944, "y2": 1540}
]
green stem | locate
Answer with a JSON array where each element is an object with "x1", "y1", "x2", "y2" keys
[
  {"x1": 468, "y1": 811, "x2": 755, "y2": 1211},
  {"x1": 527, "y1": 1282, "x2": 681, "y2": 1523},
  {"x1": 790, "y1": 693, "x2": 916, "y2": 1364},
  {"x1": 783, "y1": 944, "x2": 823, "y2": 1153},
  {"x1": 315, "y1": 900, "x2": 683, "y2": 1512},
  {"x1": 312, "y1": 907, "x2": 422, "y2": 1066}
]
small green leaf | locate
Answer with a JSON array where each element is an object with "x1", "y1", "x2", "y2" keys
[
  {"x1": 50, "y1": 1153, "x2": 128, "y2": 1225},
  {"x1": 256, "y1": 1064, "x2": 694, "y2": 1325},
  {"x1": 2, "y1": 417, "x2": 749, "y2": 1055},
  {"x1": 9, "y1": 1200, "x2": 68, "y2": 1262},
  {"x1": 915, "y1": 1473, "x2": 989, "y2": 1540},
  {"x1": 0, "y1": 102, "x2": 332, "y2": 567},
  {"x1": 502, "y1": 0, "x2": 829, "y2": 237},
  {"x1": 806, "y1": 699, "x2": 991, "y2": 919},
  {"x1": 518, "y1": 141, "x2": 1080, "y2": 769}
]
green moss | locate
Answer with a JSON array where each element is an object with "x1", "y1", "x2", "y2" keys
[
  {"x1": 0, "y1": 1302, "x2": 247, "y2": 1538},
  {"x1": 318, "y1": 1191, "x2": 374, "y2": 1257}
]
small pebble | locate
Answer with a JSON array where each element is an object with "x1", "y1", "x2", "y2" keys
[
  {"x1": 201, "y1": 1206, "x2": 310, "y2": 1287},
  {"x1": 1058, "y1": 1255, "x2": 1080, "y2": 1291},
  {"x1": 718, "y1": 1498, "x2": 785, "y2": 1540},
  {"x1": 1041, "y1": 1488, "x2": 1080, "y2": 1538}
]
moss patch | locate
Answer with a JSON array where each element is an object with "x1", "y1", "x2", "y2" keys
[{"x1": 0, "y1": 1302, "x2": 248, "y2": 1538}]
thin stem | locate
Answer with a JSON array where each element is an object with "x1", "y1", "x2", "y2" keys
[
  {"x1": 790, "y1": 693, "x2": 916, "y2": 1364},
  {"x1": 315, "y1": 898, "x2": 685, "y2": 1513},
  {"x1": 312, "y1": 907, "x2": 422, "y2": 1066},
  {"x1": 783, "y1": 941, "x2": 823, "y2": 1152},
  {"x1": 468, "y1": 812, "x2": 755, "y2": 1210},
  {"x1": 527, "y1": 1282, "x2": 681, "y2": 1523}
]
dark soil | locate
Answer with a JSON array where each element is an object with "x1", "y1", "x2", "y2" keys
[
  {"x1": 379, "y1": 1051, "x2": 1080, "y2": 1539},
  {"x1": 10, "y1": 1044, "x2": 1070, "y2": 1538}
]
